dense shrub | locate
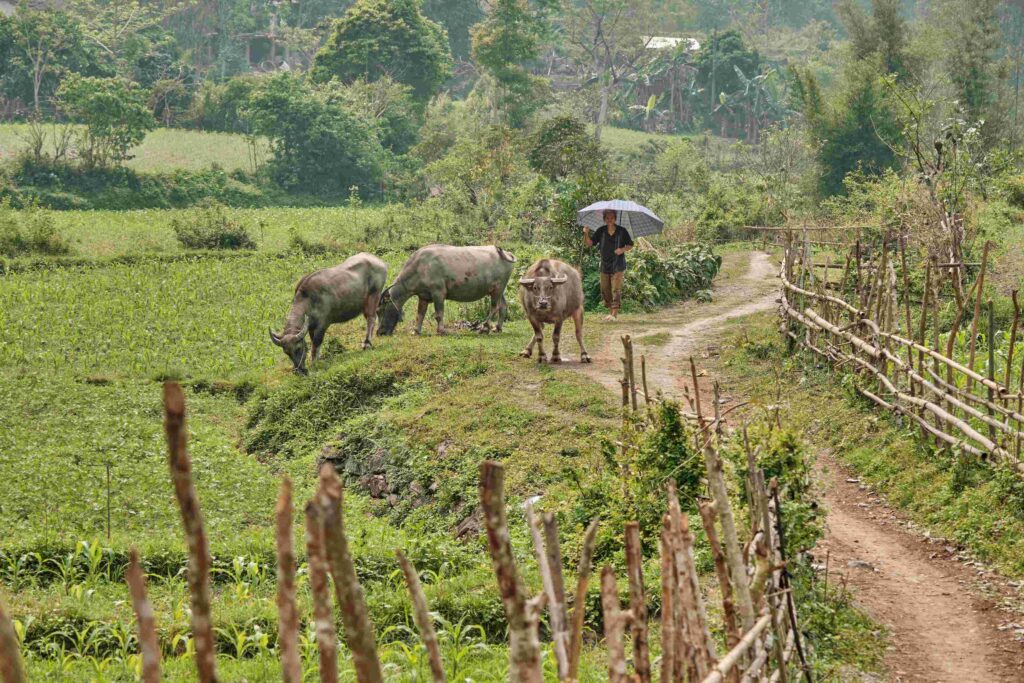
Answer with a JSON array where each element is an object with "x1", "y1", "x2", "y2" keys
[
  {"x1": 171, "y1": 203, "x2": 257, "y2": 250},
  {"x1": 0, "y1": 200, "x2": 71, "y2": 257},
  {"x1": 56, "y1": 75, "x2": 155, "y2": 168},
  {"x1": 528, "y1": 115, "x2": 605, "y2": 181},
  {"x1": 581, "y1": 243, "x2": 722, "y2": 312},
  {"x1": 187, "y1": 74, "x2": 264, "y2": 133},
  {"x1": 246, "y1": 73, "x2": 386, "y2": 197},
  {"x1": 5, "y1": 158, "x2": 272, "y2": 210}
]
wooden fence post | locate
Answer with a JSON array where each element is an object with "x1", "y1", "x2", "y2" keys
[
  {"x1": 126, "y1": 549, "x2": 161, "y2": 683},
  {"x1": 625, "y1": 522, "x2": 652, "y2": 683},
  {"x1": 659, "y1": 517, "x2": 677, "y2": 683},
  {"x1": 396, "y1": 551, "x2": 446, "y2": 683},
  {"x1": 163, "y1": 383, "x2": 216, "y2": 683},
  {"x1": 276, "y1": 478, "x2": 302, "y2": 683},
  {"x1": 526, "y1": 503, "x2": 570, "y2": 679},
  {"x1": 315, "y1": 465, "x2": 383, "y2": 683},
  {"x1": 600, "y1": 566, "x2": 633, "y2": 683},
  {"x1": 0, "y1": 599, "x2": 24, "y2": 683},
  {"x1": 479, "y1": 461, "x2": 545, "y2": 683},
  {"x1": 303, "y1": 502, "x2": 338, "y2": 683},
  {"x1": 568, "y1": 521, "x2": 599, "y2": 682}
]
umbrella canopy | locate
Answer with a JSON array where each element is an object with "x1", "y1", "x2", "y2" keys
[{"x1": 577, "y1": 199, "x2": 665, "y2": 239}]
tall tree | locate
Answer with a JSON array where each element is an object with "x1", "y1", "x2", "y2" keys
[
  {"x1": 560, "y1": 0, "x2": 656, "y2": 141},
  {"x1": 940, "y1": 0, "x2": 1001, "y2": 123},
  {"x1": 470, "y1": 0, "x2": 549, "y2": 127},
  {"x1": 312, "y1": 0, "x2": 452, "y2": 103},
  {"x1": 0, "y1": 7, "x2": 106, "y2": 113}
]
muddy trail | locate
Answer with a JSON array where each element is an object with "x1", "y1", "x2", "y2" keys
[{"x1": 580, "y1": 250, "x2": 1024, "y2": 682}]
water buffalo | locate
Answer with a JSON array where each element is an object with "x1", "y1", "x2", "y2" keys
[
  {"x1": 377, "y1": 245, "x2": 517, "y2": 336},
  {"x1": 269, "y1": 253, "x2": 387, "y2": 374},
  {"x1": 518, "y1": 258, "x2": 591, "y2": 364}
]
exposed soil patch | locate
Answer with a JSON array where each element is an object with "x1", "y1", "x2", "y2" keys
[{"x1": 576, "y1": 250, "x2": 1024, "y2": 682}]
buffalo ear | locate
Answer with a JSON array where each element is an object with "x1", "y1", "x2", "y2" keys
[
  {"x1": 269, "y1": 327, "x2": 284, "y2": 346},
  {"x1": 552, "y1": 275, "x2": 568, "y2": 285},
  {"x1": 519, "y1": 277, "x2": 536, "y2": 287}
]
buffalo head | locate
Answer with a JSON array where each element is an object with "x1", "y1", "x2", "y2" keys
[
  {"x1": 376, "y1": 287, "x2": 404, "y2": 335},
  {"x1": 270, "y1": 316, "x2": 311, "y2": 374},
  {"x1": 519, "y1": 274, "x2": 568, "y2": 312}
]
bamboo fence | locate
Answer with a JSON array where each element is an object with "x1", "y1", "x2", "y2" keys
[
  {"x1": 779, "y1": 234, "x2": 1024, "y2": 475},
  {"x1": 0, "y1": 368, "x2": 813, "y2": 682}
]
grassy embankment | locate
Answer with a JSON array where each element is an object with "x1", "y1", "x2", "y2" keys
[{"x1": 0, "y1": 125, "x2": 267, "y2": 173}]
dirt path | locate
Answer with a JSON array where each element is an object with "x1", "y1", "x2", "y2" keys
[{"x1": 580, "y1": 250, "x2": 1024, "y2": 682}]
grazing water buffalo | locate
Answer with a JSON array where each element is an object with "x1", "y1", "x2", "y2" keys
[
  {"x1": 269, "y1": 252, "x2": 387, "y2": 374},
  {"x1": 377, "y1": 245, "x2": 517, "y2": 336},
  {"x1": 518, "y1": 258, "x2": 591, "y2": 364}
]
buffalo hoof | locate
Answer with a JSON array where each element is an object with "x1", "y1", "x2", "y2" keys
[
  {"x1": 361, "y1": 341, "x2": 373, "y2": 350},
  {"x1": 580, "y1": 353, "x2": 592, "y2": 364},
  {"x1": 537, "y1": 354, "x2": 548, "y2": 364},
  {"x1": 520, "y1": 349, "x2": 532, "y2": 359},
  {"x1": 550, "y1": 355, "x2": 563, "y2": 364}
]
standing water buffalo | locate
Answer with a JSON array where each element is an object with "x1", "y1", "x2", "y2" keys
[
  {"x1": 377, "y1": 245, "x2": 517, "y2": 336},
  {"x1": 518, "y1": 258, "x2": 591, "y2": 364},
  {"x1": 269, "y1": 252, "x2": 387, "y2": 374}
]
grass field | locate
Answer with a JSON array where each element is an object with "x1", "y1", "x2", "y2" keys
[
  {"x1": 0, "y1": 124, "x2": 268, "y2": 173},
  {"x1": 0, "y1": 210, "x2": 634, "y2": 679}
]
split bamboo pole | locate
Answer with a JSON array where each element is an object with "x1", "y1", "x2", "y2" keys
[
  {"x1": 276, "y1": 478, "x2": 302, "y2": 683},
  {"x1": 543, "y1": 513, "x2": 570, "y2": 682},
  {"x1": 396, "y1": 551, "x2": 446, "y2": 683},
  {"x1": 126, "y1": 549, "x2": 161, "y2": 683},
  {"x1": 316, "y1": 465, "x2": 383, "y2": 683},
  {"x1": 698, "y1": 503, "x2": 741, "y2": 652},
  {"x1": 0, "y1": 599, "x2": 24, "y2": 683},
  {"x1": 303, "y1": 502, "x2": 338, "y2": 683},
  {"x1": 526, "y1": 503, "x2": 569, "y2": 679},
  {"x1": 966, "y1": 241, "x2": 992, "y2": 393},
  {"x1": 568, "y1": 521, "x2": 599, "y2": 682},
  {"x1": 479, "y1": 461, "x2": 544, "y2": 683},
  {"x1": 625, "y1": 522, "x2": 652, "y2": 683},
  {"x1": 600, "y1": 566, "x2": 634, "y2": 683},
  {"x1": 659, "y1": 517, "x2": 678, "y2": 683},
  {"x1": 162, "y1": 383, "x2": 216, "y2": 683}
]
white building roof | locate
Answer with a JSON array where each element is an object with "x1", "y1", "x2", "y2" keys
[{"x1": 643, "y1": 36, "x2": 701, "y2": 51}]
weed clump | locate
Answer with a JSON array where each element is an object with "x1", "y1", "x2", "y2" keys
[
  {"x1": 0, "y1": 200, "x2": 71, "y2": 257},
  {"x1": 172, "y1": 202, "x2": 256, "y2": 250}
]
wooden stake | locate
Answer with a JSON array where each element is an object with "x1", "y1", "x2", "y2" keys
[
  {"x1": 162, "y1": 383, "x2": 216, "y2": 683},
  {"x1": 543, "y1": 514, "x2": 570, "y2": 682},
  {"x1": 966, "y1": 241, "x2": 992, "y2": 392},
  {"x1": 303, "y1": 502, "x2": 338, "y2": 683},
  {"x1": 526, "y1": 503, "x2": 569, "y2": 679},
  {"x1": 276, "y1": 478, "x2": 302, "y2": 683},
  {"x1": 0, "y1": 599, "x2": 24, "y2": 683},
  {"x1": 667, "y1": 486, "x2": 717, "y2": 677},
  {"x1": 316, "y1": 465, "x2": 383, "y2": 683},
  {"x1": 396, "y1": 551, "x2": 446, "y2": 683},
  {"x1": 126, "y1": 549, "x2": 161, "y2": 683},
  {"x1": 698, "y1": 503, "x2": 740, "y2": 652},
  {"x1": 479, "y1": 461, "x2": 544, "y2": 683},
  {"x1": 568, "y1": 520, "x2": 599, "y2": 682},
  {"x1": 1005, "y1": 290, "x2": 1021, "y2": 390},
  {"x1": 641, "y1": 354, "x2": 651, "y2": 407},
  {"x1": 600, "y1": 566, "x2": 633, "y2": 683},
  {"x1": 625, "y1": 522, "x2": 651, "y2": 683},
  {"x1": 659, "y1": 517, "x2": 677, "y2": 683}
]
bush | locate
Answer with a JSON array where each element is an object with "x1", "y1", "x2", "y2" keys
[
  {"x1": 245, "y1": 73, "x2": 386, "y2": 197},
  {"x1": 0, "y1": 200, "x2": 71, "y2": 257},
  {"x1": 581, "y1": 243, "x2": 722, "y2": 312},
  {"x1": 187, "y1": 75, "x2": 263, "y2": 133},
  {"x1": 171, "y1": 203, "x2": 257, "y2": 250},
  {"x1": 56, "y1": 75, "x2": 155, "y2": 168}
]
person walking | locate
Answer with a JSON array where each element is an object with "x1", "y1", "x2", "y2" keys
[{"x1": 583, "y1": 208, "x2": 634, "y2": 320}]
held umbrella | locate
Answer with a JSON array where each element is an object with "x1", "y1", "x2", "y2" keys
[{"x1": 577, "y1": 199, "x2": 665, "y2": 239}]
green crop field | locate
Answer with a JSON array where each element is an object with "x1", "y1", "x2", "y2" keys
[
  {"x1": 0, "y1": 124, "x2": 267, "y2": 173},
  {"x1": 0, "y1": 209, "x2": 629, "y2": 678}
]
